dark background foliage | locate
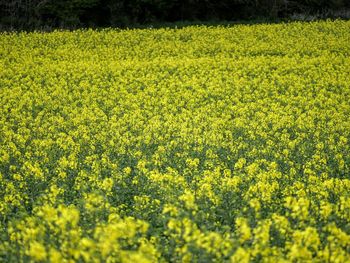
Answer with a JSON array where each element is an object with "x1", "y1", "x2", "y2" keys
[{"x1": 0, "y1": 0, "x2": 349, "y2": 30}]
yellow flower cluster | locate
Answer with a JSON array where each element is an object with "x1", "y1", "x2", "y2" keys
[{"x1": 0, "y1": 20, "x2": 350, "y2": 262}]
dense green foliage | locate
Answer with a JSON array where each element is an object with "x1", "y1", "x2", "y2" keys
[
  {"x1": 1, "y1": 0, "x2": 349, "y2": 30},
  {"x1": 1, "y1": 20, "x2": 350, "y2": 262}
]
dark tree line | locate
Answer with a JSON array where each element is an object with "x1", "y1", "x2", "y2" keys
[{"x1": 0, "y1": 0, "x2": 349, "y2": 30}]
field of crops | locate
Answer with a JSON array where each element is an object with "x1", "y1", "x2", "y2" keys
[{"x1": 0, "y1": 20, "x2": 350, "y2": 262}]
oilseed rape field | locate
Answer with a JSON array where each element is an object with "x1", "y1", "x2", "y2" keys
[{"x1": 1, "y1": 20, "x2": 350, "y2": 262}]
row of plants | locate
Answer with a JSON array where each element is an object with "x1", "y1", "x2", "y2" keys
[{"x1": 1, "y1": 0, "x2": 350, "y2": 30}]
